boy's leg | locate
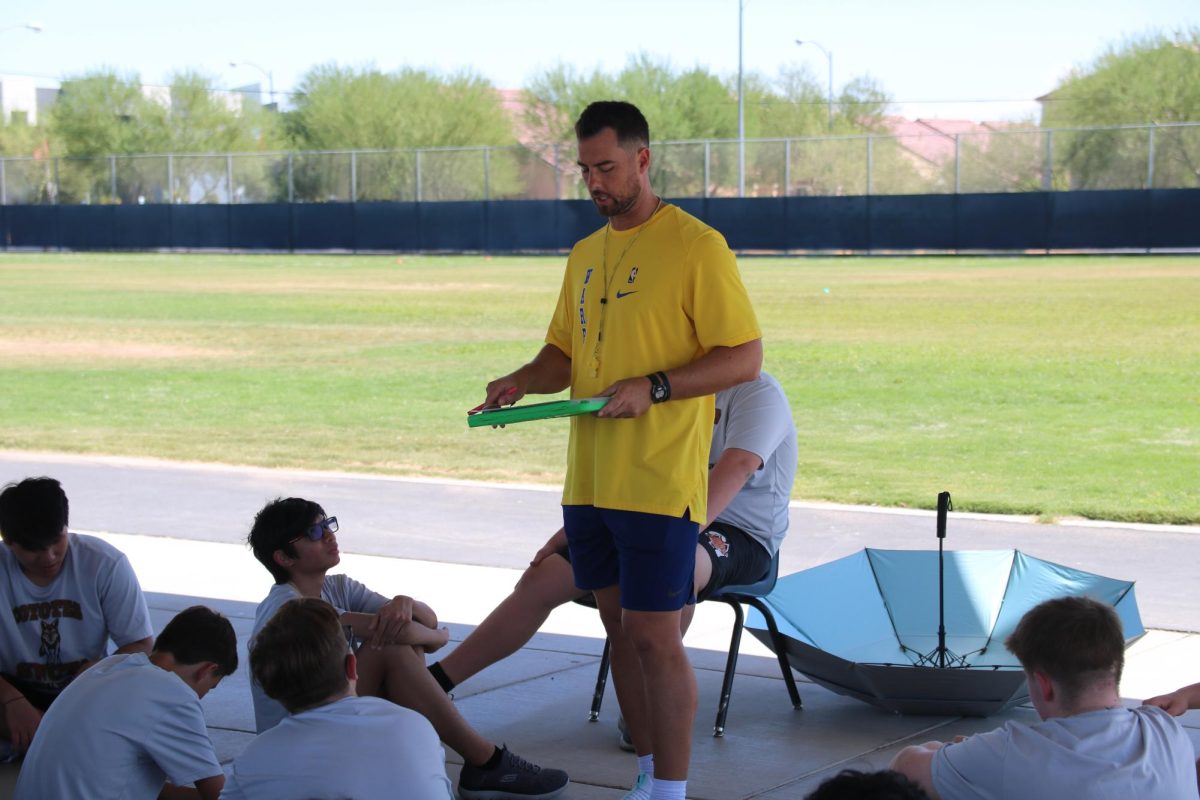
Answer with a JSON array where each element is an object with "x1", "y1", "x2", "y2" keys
[
  {"x1": 355, "y1": 643, "x2": 494, "y2": 766},
  {"x1": 437, "y1": 552, "x2": 582, "y2": 688}
]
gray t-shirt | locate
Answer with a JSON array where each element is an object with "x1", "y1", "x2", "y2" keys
[
  {"x1": 0, "y1": 533, "x2": 153, "y2": 692},
  {"x1": 932, "y1": 705, "x2": 1198, "y2": 800},
  {"x1": 222, "y1": 696, "x2": 453, "y2": 800},
  {"x1": 15, "y1": 653, "x2": 221, "y2": 799},
  {"x1": 249, "y1": 574, "x2": 388, "y2": 732},
  {"x1": 711, "y1": 372, "x2": 798, "y2": 556}
]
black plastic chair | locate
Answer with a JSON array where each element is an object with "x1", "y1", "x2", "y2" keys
[{"x1": 577, "y1": 552, "x2": 802, "y2": 737}]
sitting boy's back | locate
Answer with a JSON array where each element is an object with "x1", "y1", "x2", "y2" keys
[
  {"x1": 224, "y1": 598, "x2": 453, "y2": 800},
  {"x1": 15, "y1": 606, "x2": 236, "y2": 800}
]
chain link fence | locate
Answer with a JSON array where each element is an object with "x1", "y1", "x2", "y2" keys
[{"x1": 2, "y1": 122, "x2": 1197, "y2": 205}]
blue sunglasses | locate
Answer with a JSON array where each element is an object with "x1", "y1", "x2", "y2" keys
[{"x1": 291, "y1": 516, "x2": 338, "y2": 544}]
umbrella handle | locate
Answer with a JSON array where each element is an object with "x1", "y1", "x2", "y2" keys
[{"x1": 937, "y1": 491, "x2": 952, "y2": 539}]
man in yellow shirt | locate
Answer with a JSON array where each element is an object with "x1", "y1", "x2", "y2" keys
[{"x1": 483, "y1": 100, "x2": 762, "y2": 800}]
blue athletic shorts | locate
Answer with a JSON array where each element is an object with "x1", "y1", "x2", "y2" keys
[{"x1": 563, "y1": 505, "x2": 699, "y2": 612}]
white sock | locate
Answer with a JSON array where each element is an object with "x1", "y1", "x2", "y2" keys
[
  {"x1": 621, "y1": 770, "x2": 654, "y2": 800},
  {"x1": 637, "y1": 753, "x2": 655, "y2": 778},
  {"x1": 649, "y1": 777, "x2": 686, "y2": 800}
]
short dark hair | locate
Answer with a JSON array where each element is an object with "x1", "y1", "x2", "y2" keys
[
  {"x1": 153, "y1": 606, "x2": 239, "y2": 676},
  {"x1": 248, "y1": 497, "x2": 325, "y2": 584},
  {"x1": 0, "y1": 477, "x2": 70, "y2": 551},
  {"x1": 806, "y1": 769, "x2": 930, "y2": 800},
  {"x1": 574, "y1": 101, "x2": 650, "y2": 148},
  {"x1": 1005, "y1": 595, "x2": 1125, "y2": 700},
  {"x1": 250, "y1": 598, "x2": 348, "y2": 713}
]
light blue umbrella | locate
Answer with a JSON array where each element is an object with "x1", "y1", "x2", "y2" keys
[{"x1": 748, "y1": 541, "x2": 1143, "y2": 716}]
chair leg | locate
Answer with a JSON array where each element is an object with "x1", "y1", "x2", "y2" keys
[
  {"x1": 746, "y1": 597, "x2": 802, "y2": 709},
  {"x1": 713, "y1": 599, "x2": 746, "y2": 737},
  {"x1": 589, "y1": 636, "x2": 611, "y2": 721}
]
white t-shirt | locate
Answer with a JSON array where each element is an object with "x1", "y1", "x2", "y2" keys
[
  {"x1": 14, "y1": 653, "x2": 221, "y2": 800},
  {"x1": 221, "y1": 695, "x2": 453, "y2": 800},
  {"x1": 932, "y1": 705, "x2": 1198, "y2": 800},
  {"x1": 249, "y1": 574, "x2": 388, "y2": 732},
  {"x1": 710, "y1": 372, "x2": 798, "y2": 556},
  {"x1": 0, "y1": 533, "x2": 153, "y2": 693}
]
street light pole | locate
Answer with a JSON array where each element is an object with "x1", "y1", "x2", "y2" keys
[
  {"x1": 795, "y1": 39, "x2": 833, "y2": 131},
  {"x1": 738, "y1": 0, "x2": 746, "y2": 197},
  {"x1": 229, "y1": 60, "x2": 275, "y2": 109}
]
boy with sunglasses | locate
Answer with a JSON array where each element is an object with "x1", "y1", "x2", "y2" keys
[{"x1": 246, "y1": 497, "x2": 569, "y2": 800}]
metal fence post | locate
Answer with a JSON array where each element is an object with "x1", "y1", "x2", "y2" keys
[
  {"x1": 784, "y1": 139, "x2": 791, "y2": 196},
  {"x1": 704, "y1": 141, "x2": 711, "y2": 198},
  {"x1": 351, "y1": 151, "x2": 358, "y2": 202},
  {"x1": 483, "y1": 147, "x2": 490, "y2": 201},
  {"x1": 1, "y1": 158, "x2": 7, "y2": 206},
  {"x1": 415, "y1": 149, "x2": 423, "y2": 202},
  {"x1": 226, "y1": 154, "x2": 234, "y2": 203},
  {"x1": 954, "y1": 134, "x2": 961, "y2": 194},
  {"x1": 1146, "y1": 126, "x2": 1156, "y2": 190},
  {"x1": 287, "y1": 153, "x2": 294, "y2": 203},
  {"x1": 167, "y1": 154, "x2": 175, "y2": 202},
  {"x1": 866, "y1": 136, "x2": 873, "y2": 196},
  {"x1": 52, "y1": 158, "x2": 59, "y2": 205},
  {"x1": 1042, "y1": 130, "x2": 1053, "y2": 191},
  {"x1": 552, "y1": 144, "x2": 560, "y2": 200},
  {"x1": 110, "y1": 156, "x2": 117, "y2": 201}
]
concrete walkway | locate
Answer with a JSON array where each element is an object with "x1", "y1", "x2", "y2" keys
[{"x1": 0, "y1": 452, "x2": 1197, "y2": 798}]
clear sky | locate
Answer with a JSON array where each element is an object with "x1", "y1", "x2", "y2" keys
[{"x1": 1, "y1": 0, "x2": 1197, "y2": 122}]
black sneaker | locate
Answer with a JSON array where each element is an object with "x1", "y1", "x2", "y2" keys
[{"x1": 458, "y1": 746, "x2": 569, "y2": 800}]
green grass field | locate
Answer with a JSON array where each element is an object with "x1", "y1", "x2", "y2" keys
[{"x1": 0, "y1": 252, "x2": 1196, "y2": 524}]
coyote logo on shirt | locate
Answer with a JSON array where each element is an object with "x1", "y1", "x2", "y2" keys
[
  {"x1": 39, "y1": 619, "x2": 61, "y2": 664},
  {"x1": 705, "y1": 531, "x2": 731, "y2": 558}
]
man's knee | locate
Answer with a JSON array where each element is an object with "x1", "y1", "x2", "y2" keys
[{"x1": 623, "y1": 611, "x2": 686, "y2": 658}]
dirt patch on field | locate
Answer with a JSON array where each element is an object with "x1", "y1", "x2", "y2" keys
[{"x1": 0, "y1": 340, "x2": 234, "y2": 361}]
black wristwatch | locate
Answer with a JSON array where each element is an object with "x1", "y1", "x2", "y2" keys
[{"x1": 646, "y1": 371, "x2": 671, "y2": 404}]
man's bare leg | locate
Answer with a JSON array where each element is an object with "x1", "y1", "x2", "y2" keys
[
  {"x1": 438, "y1": 554, "x2": 582, "y2": 687},
  {"x1": 594, "y1": 585, "x2": 656, "y2": 757},
  {"x1": 622, "y1": 609, "x2": 696, "y2": 781},
  {"x1": 356, "y1": 642, "x2": 494, "y2": 766}
]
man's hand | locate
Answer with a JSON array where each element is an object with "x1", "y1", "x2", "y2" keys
[
  {"x1": 596, "y1": 376, "x2": 653, "y2": 419},
  {"x1": 531, "y1": 528, "x2": 568, "y2": 566},
  {"x1": 4, "y1": 695, "x2": 42, "y2": 753},
  {"x1": 1145, "y1": 685, "x2": 1199, "y2": 716},
  {"x1": 367, "y1": 595, "x2": 415, "y2": 650},
  {"x1": 483, "y1": 377, "x2": 524, "y2": 409}
]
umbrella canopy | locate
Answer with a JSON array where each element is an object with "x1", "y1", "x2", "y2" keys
[{"x1": 746, "y1": 549, "x2": 1143, "y2": 716}]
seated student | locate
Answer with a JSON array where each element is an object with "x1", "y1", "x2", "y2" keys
[
  {"x1": 223, "y1": 597, "x2": 454, "y2": 799},
  {"x1": 428, "y1": 373, "x2": 797, "y2": 765},
  {"x1": 806, "y1": 769, "x2": 931, "y2": 800},
  {"x1": 1145, "y1": 681, "x2": 1200, "y2": 786},
  {"x1": 890, "y1": 595, "x2": 1197, "y2": 800},
  {"x1": 0, "y1": 476, "x2": 154, "y2": 754},
  {"x1": 247, "y1": 498, "x2": 569, "y2": 800},
  {"x1": 15, "y1": 605, "x2": 235, "y2": 800}
]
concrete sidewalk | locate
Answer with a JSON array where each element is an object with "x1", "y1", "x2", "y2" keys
[
  {"x1": 1, "y1": 530, "x2": 1197, "y2": 799},
  {"x1": 0, "y1": 452, "x2": 1197, "y2": 798}
]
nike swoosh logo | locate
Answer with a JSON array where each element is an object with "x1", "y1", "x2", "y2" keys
[{"x1": 615, "y1": 290, "x2": 638, "y2": 299}]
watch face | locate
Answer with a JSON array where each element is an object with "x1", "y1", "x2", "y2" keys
[{"x1": 651, "y1": 383, "x2": 668, "y2": 402}]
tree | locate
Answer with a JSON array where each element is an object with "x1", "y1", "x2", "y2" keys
[
  {"x1": 1041, "y1": 29, "x2": 1200, "y2": 189},
  {"x1": 48, "y1": 69, "x2": 284, "y2": 203},
  {"x1": 524, "y1": 54, "x2": 910, "y2": 197},
  {"x1": 285, "y1": 64, "x2": 517, "y2": 200}
]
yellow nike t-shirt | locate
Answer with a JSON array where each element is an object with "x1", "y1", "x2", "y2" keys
[{"x1": 545, "y1": 203, "x2": 761, "y2": 520}]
